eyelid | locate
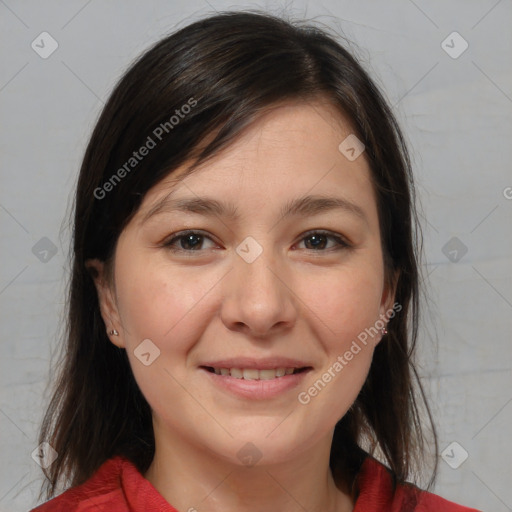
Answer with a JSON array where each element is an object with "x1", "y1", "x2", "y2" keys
[
  {"x1": 162, "y1": 229, "x2": 219, "y2": 251},
  {"x1": 296, "y1": 229, "x2": 351, "y2": 248},
  {"x1": 162, "y1": 228, "x2": 351, "y2": 254}
]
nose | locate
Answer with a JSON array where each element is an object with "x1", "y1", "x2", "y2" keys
[{"x1": 220, "y1": 248, "x2": 297, "y2": 339}]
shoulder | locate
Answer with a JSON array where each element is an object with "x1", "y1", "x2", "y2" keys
[
  {"x1": 413, "y1": 487, "x2": 482, "y2": 512},
  {"x1": 30, "y1": 457, "x2": 127, "y2": 511},
  {"x1": 354, "y1": 456, "x2": 482, "y2": 512}
]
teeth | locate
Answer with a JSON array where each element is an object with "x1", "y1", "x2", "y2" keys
[
  {"x1": 259, "y1": 369, "x2": 278, "y2": 380},
  {"x1": 230, "y1": 368, "x2": 243, "y2": 379},
  {"x1": 211, "y1": 367, "x2": 299, "y2": 379},
  {"x1": 242, "y1": 369, "x2": 259, "y2": 380}
]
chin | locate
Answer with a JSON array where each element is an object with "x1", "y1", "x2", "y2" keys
[{"x1": 201, "y1": 417, "x2": 325, "y2": 467}]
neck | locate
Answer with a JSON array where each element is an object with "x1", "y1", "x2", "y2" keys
[{"x1": 144, "y1": 429, "x2": 354, "y2": 512}]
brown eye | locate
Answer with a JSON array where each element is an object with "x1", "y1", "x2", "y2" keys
[
  {"x1": 163, "y1": 230, "x2": 216, "y2": 253},
  {"x1": 297, "y1": 231, "x2": 350, "y2": 251}
]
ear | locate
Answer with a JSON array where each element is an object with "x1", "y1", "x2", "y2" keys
[
  {"x1": 85, "y1": 258, "x2": 125, "y2": 349},
  {"x1": 380, "y1": 269, "x2": 399, "y2": 312},
  {"x1": 377, "y1": 269, "x2": 400, "y2": 336}
]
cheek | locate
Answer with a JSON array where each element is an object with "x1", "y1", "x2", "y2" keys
[
  {"x1": 296, "y1": 311, "x2": 376, "y2": 436},
  {"x1": 296, "y1": 260, "x2": 384, "y2": 344},
  {"x1": 113, "y1": 257, "x2": 219, "y2": 417},
  {"x1": 114, "y1": 255, "x2": 222, "y2": 353},
  {"x1": 292, "y1": 262, "x2": 383, "y2": 417}
]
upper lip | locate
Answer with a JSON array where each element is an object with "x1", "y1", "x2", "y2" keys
[{"x1": 200, "y1": 357, "x2": 311, "y2": 370}]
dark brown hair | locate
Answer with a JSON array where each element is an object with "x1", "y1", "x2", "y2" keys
[{"x1": 39, "y1": 9, "x2": 437, "y2": 499}]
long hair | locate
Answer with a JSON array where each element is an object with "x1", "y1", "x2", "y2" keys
[{"x1": 39, "y1": 9, "x2": 437, "y2": 498}]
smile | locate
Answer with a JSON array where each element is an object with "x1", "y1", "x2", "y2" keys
[
  {"x1": 200, "y1": 364, "x2": 312, "y2": 400},
  {"x1": 203, "y1": 367, "x2": 307, "y2": 380}
]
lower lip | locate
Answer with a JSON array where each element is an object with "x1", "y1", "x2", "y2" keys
[{"x1": 200, "y1": 368, "x2": 311, "y2": 400}]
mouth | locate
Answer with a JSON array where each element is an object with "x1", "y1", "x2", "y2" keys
[
  {"x1": 200, "y1": 366, "x2": 310, "y2": 380},
  {"x1": 198, "y1": 358, "x2": 313, "y2": 399}
]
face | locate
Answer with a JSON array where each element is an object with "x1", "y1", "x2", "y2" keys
[{"x1": 91, "y1": 99, "x2": 396, "y2": 467}]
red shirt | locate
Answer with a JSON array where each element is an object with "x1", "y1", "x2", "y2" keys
[{"x1": 31, "y1": 455, "x2": 480, "y2": 511}]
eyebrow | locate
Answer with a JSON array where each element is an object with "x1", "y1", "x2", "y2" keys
[{"x1": 141, "y1": 193, "x2": 368, "y2": 225}]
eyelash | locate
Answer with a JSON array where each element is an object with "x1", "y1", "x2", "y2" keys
[{"x1": 162, "y1": 229, "x2": 351, "y2": 255}]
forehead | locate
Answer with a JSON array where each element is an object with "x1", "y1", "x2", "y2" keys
[{"x1": 136, "y1": 100, "x2": 376, "y2": 225}]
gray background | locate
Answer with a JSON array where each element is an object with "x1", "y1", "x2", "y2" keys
[{"x1": 1, "y1": 1, "x2": 511, "y2": 511}]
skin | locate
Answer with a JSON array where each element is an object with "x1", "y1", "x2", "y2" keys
[{"x1": 88, "y1": 98, "x2": 397, "y2": 512}]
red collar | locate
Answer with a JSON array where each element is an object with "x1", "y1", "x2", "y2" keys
[{"x1": 32, "y1": 454, "x2": 479, "y2": 511}]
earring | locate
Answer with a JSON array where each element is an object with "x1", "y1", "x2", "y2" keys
[
  {"x1": 381, "y1": 326, "x2": 388, "y2": 336},
  {"x1": 109, "y1": 329, "x2": 119, "y2": 336}
]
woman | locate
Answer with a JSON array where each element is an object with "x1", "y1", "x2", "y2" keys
[{"x1": 32, "y1": 10, "x2": 480, "y2": 512}]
